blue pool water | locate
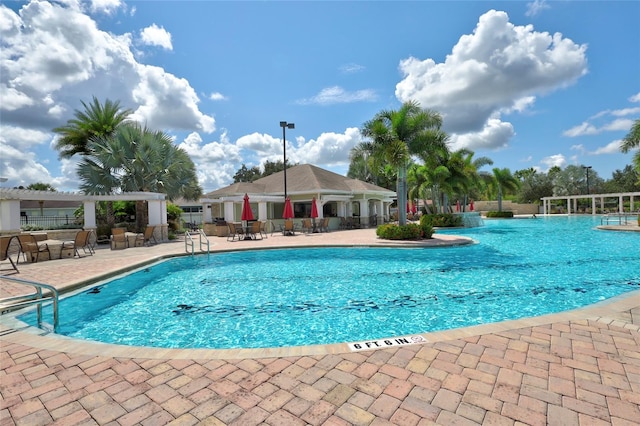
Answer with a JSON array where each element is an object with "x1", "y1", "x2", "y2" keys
[{"x1": 20, "y1": 216, "x2": 640, "y2": 349}]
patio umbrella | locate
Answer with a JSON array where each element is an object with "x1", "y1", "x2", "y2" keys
[
  {"x1": 241, "y1": 193, "x2": 254, "y2": 221},
  {"x1": 470, "y1": 199, "x2": 474, "y2": 211},
  {"x1": 311, "y1": 197, "x2": 319, "y2": 232},
  {"x1": 283, "y1": 197, "x2": 294, "y2": 219},
  {"x1": 456, "y1": 200, "x2": 460, "y2": 212}
]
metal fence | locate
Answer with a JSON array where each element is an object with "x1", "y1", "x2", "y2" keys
[{"x1": 20, "y1": 215, "x2": 78, "y2": 229}]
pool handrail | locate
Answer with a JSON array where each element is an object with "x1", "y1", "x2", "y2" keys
[
  {"x1": 184, "y1": 229, "x2": 210, "y2": 255},
  {"x1": 0, "y1": 275, "x2": 59, "y2": 332}
]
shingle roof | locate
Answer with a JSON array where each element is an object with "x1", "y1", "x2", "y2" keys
[{"x1": 203, "y1": 164, "x2": 394, "y2": 198}]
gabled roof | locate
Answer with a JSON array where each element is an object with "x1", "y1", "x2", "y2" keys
[{"x1": 202, "y1": 164, "x2": 395, "y2": 198}]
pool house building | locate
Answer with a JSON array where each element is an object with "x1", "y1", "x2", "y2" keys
[{"x1": 199, "y1": 164, "x2": 397, "y2": 232}]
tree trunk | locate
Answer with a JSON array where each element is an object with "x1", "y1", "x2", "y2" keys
[
  {"x1": 106, "y1": 201, "x2": 115, "y2": 228},
  {"x1": 397, "y1": 166, "x2": 408, "y2": 225},
  {"x1": 135, "y1": 200, "x2": 147, "y2": 232}
]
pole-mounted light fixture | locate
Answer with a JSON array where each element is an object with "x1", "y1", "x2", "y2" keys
[
  {"x1": 280, "y1": 121, "x2": 295, "y2": 200},
  {"x1": 583, "y1": 165, "x2": 592, "y2": 194}
]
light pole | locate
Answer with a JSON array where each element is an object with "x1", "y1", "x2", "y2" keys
[
  {"x1": 280, "y1": 121, "x2": 295, "y2": 199},
  {"x1": 583, "y1": 165, "x2": 592, "y2": 194}
]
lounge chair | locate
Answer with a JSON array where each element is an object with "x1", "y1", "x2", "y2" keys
[
  {"x1": 110, "y1": 228, "x2": 128, "y2": 250},
  {"x1": 17, "y1": 234, "x2": 50, "y2": 263},
  {"x1": 301, "y1": 218, "x2": 313, "y2": 234},
  {"x1": 227, "y1": 222, "x2": 245, "y2": 242},
  {"x1": 0, "y1": 235, "x2": 19, "y2": 273},
  {"x1": 137, "y1": 225, "x2": 157, "y2": 246},
  {"x1": 62, "y1": 230, "x2": 94, "y2": 258}
]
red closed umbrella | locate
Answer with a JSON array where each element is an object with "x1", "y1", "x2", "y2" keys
[
  {"x1": 470, "y1": 200, "x2": 474, "y2": 211},
  {"x1": 241, "y1": 193, "x2": 254, "y2": 221},
  {"x1": 311, "y1": 197, "x2": 319, "y2": 218},
  {"x1": 283, "y1": 197, "x2": 294, "y2": 219},
  {"x1": 456, "y1": 200, "x2": 460, "y2": 212}
]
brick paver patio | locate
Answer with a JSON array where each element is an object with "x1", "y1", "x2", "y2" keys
[{"x1": 1, "y1": 228, "x2": 639, "y2": 425}]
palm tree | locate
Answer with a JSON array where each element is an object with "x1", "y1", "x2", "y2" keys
[
  {"x1": 53, "y1": 97, "x2": 132, "y2": 226},
  {"x1": 489, "y1": 168, "x2": 520, "y2": 212},
  {"x1": 621, "y1": 119, "x2": 640, "y2": 180},
  {"x1": 79, "y1": 123, "x2": 202, "y2": 230},
  {"x1": 53, "y1": 97, "x2": 132, "y2": 158},
  {"x1": 361, "y1": 101, "x2": 447, "y2": 225}
]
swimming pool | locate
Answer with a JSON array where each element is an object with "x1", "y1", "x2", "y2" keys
[{"x1": 19, "y1": 216, "x2": 640, "y2": 349}]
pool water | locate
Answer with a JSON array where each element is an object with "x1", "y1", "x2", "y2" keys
[{"x1": 20, "y1": 216, "x2": 640, "y2": 349}]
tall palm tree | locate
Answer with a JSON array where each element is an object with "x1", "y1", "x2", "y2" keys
[
  {"x1": 79, "y1": 123, "x2": 202, "y2": 230},
  {"x1": 53, "y1": 97, "x2": 132, "y2": 158},
  {"x1": 621, "y1": 119, "x2": 640, "y2": 180},
  {"x1": 489, "y1": 168, "x2": 520, "y2": 212},
  {"x1": 362, "y1": 101, "x2": 447, "y2": 225}
]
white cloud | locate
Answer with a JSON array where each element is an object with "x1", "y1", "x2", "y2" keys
[
  {"x1": 296, "y1": 86, "x2": 377, "y2": 105},
  {"x1": 591, "y1": 140, "x2": 622, "y2": 155},
  {"x1": 540, "y1": 154, "x2": 566, "y2": 170},
  {"x1": 564, "y1": 118, "x2": 634, "y2": 137},
  {"x1": 89, "y1": 0, "x2": 124, "y2": 15},
  {"x1": 629, "y1": 92, "x2": 640, "y2": 103},
  {"x1": 339, "y1": 63, "x2": 365, "y2": 74},
  {"x1": 140, "y1": 24, "x2": 172, "y2": 50},
  {"x1": 525, "y1": 0, "x2": 550, "y2": 17},
  {"x1": 564, "y1": 122, "x2": 597, "y2": 137},
  {"x1": 448, "y1": 118, "x2": 515, "y2": 151},
  {"x1": 396, "y1": 9, "x2": 587, "y2": 151},
  {"x1": 209, "y1": 92, "x2": 228, "y2": 101}
]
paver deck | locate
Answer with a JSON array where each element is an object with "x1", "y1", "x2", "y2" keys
[{"x1": 1, "y1": 228, "x2": 639, "y2": 425}]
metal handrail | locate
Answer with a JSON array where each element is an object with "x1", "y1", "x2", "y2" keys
[
  {"x1": 0, "y1": 275, "x2": 59, "y2": 332},
  {"x1": 600, "y1": 213, "x2": 635, "y2": 225},
  {"x1": 197, "y1": 229, "x2": 210, "y2": 254},
  {"x1": 184, "y1": 230, "x2": 210, "y2": 255}
]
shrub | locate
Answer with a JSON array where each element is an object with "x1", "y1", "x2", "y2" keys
[
  {"x1": 376, "y1": 222, "x2": 434, "y2": 240},
  {"x1": 420, "y1": 213, "x2": 462, "y2": 227},
  {"x1": 486, "y1": 211, "x2": 514, "y2": 218},
  {"x1": 21, "y1": 225, "x2": 44, "y2": 232}
]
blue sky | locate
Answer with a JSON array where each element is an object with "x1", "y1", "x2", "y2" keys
[{"x1": 1, "y1": 0, "x2": 638, "y2": 193}]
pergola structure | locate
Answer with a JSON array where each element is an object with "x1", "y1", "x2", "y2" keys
[
  {"x1": 0, "y1": 188, "x2": 169, "y2": 238},
  {"x1": 541, "y1": 192, "x2": 640, "y2": 215}
]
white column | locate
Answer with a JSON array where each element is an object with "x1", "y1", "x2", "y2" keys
[
  {"x1": 203, "y1": 203, "x2": 212, "y2": 223},
  {"x1": 600, "y1": 197, "x2": 604, "y2": 213},
  {"x1": 224, "y1": 201, "x2": 235, "y2": 222},
  {"x1": 0, "y1": 199, "x2": 20, "y2": 233},
  {"x1": 591, "y1": 197, "x2": 596, "y2": 215},
  {"x1": 619, "y1": 195, "x2": 624, "y2": 213},
  {"x1": 258, "y1": 201, "x2": 267, "y2": 221},
  {"x1": 566, "y1": 197, "x2": 571, "y2": 214},
  {"x1": 83, "y1": 201, "x2": 96, "y2": 229},
  {"x1": 147, "y1": 200, "x2": 163, "y2": 226}
]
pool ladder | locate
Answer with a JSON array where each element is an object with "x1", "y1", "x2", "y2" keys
[
  {"x1": 185, "y1": 229, "x2": 210, "y2": 255},
  {"x1": 0, "y1": 275, "x2": 59, "y2": 332}
]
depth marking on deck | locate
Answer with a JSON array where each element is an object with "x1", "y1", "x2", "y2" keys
[{"x1": 348, "y1": 335, "x2": 428, "y2": 351}]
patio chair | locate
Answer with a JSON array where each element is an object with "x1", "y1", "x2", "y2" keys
[
  {"x1": 227, "y1": 222, "x2": 245, "y2": 242},
  {"x1": 301, "y1": 218, "x2": 313, "y2": 234},
  {"x1": 319, "y1": 217, "x2": 330, "y2": 233},
  {"x1": 0, "y1": 235, "x2": 19, "y2": 273},
  {"x1": 259, "y1": 221, "x2": 269, "y2": 239},
  {"x1": 137, "y1": 225, "x2": 157, "y2": 246},
  {"x1": 110, "y1": 228, "x2": 128, "y2": 250},
  {"x1": 17, "y1": 234, "x2": 50, "y2": 263},
  {"x1": 281, "y1": 219, "x2": 296, "y2": 236},
  {"x1": 250, "y1": 221, "x2": 263, "y2": 240},
  {"x1": 62, "y1": 230, "x2": 94, "y2": 258}
]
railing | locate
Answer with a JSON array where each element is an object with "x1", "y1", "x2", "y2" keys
[
  {"x1": 0, "y1": 276, "x2": 59, "y2": 332},
  {"x1": 600, "y1": 213, "x2": 637, "y2": 225},
  {"x1": 184, "y1": 229, "x2": 210, "y2": 255},
  {"x1": 20, "y1": 215, "x2": 78, "y2": 229}
]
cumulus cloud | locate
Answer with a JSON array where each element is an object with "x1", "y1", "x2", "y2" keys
[
  {"x1": 590, "y1": 140, "x2": 622, "y2": 155},
  {"x1": 395, "y1": 9, "x2": 587, "y2": 151},
  {"x1": 140, "y1": 24, "x2": 172, "y2": 50},
  {"x1": 296, "y1": 86, "x2": 377, "y2": 105},
  {"x1": 209, "y1": 92, "x2": 228, "y2": 101},
  {"x1": 0, "y1": 0, "x2": 215, "y2": 189}
]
